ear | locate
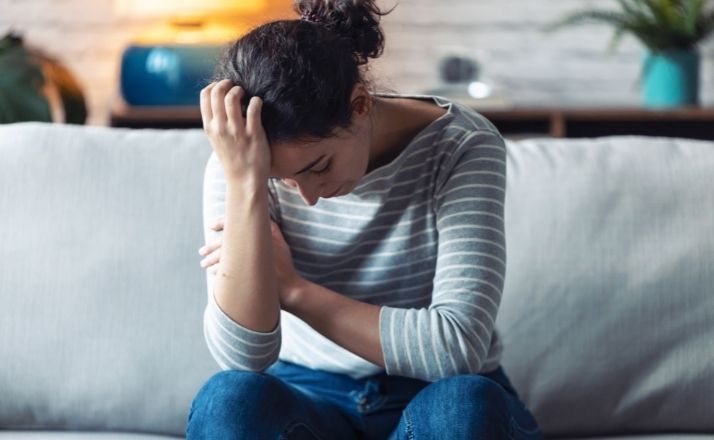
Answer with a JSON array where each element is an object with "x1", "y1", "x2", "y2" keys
[{"x1": 350, "y1": 82, "x2": 373, "y2": 118}]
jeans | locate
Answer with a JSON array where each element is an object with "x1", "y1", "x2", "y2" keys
[{"x1": 186, "y1": 360, "x2": 543, "y2": 439}]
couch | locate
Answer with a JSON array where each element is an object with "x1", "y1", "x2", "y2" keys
[{"x1": 1, "y1": 122, "x2": 712, "y2": 439}]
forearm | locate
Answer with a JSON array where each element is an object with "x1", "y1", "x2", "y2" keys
[
  {"x1": 213, "y1": 178, "x2": 280, "y2": 333},
  {"x1": 285, "y1": 280, "x2": 385, "y2": 367}
]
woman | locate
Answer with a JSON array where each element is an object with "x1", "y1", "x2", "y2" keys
[{"x1": 187, "y1": 0, "x2": 543, "y2": 438}]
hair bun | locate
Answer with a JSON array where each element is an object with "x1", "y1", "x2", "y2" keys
[{"x1": 295, "y1": 0, "x2": 391, "y2": 65}]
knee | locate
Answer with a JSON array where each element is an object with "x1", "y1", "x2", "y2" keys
[
  {"x1": 418, "y1": 374, "x2": 508, "y2": 411},
  {"x1": 403, "y1": 375, "x2": 510, "y2": 438},
  {"x1": 187, "y1": 370, "x2": 289, "y2": 437},
  {"x1": 191, "y1": 370, "x2": 288, "y2": 416}
]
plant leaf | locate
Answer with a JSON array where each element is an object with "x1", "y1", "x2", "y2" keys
[
  {"x1": 547, "y1": 0, "x2": 714, "y2": 50},
  {"x1": 31, "y1": 50, "x2": 87, "y2": 124},
  {"x1": 0, "y1": 34, "x2": 51, "y2": 123},
  {"x1": 544, "y1": 10, "x2": 631, "y2": 32}
]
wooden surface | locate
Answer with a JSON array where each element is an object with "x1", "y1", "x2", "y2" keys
[
  {"x1": 110, "y1": 101, "x2": 203, "y2": 129},
  {"x1": 110, "y1": 102, "x2": 714, "y2": 140}
]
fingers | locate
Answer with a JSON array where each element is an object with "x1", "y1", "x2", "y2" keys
[
  {"x1": 245, "y1": 96, "x2": 264, "y2": 137},
  {"x1": 210, "y1": 79, "x2": 234, "y2": 124},
  {"x1": 199, "y1": 247, "x2": 221, "y2": 269},
  {"x1": 198, "y1": 241, "x2": 222, "y2": 257},
  {"x1": 225, "y1": 86, "x2": 246, "y2": 133},
  {"x1": 199, "y1": 82, "x2": 216, "y2": 130},
  {"x1": 202, "y1": 79, "x2": 263, "y2": 140}
]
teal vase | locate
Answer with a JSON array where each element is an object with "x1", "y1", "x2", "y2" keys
[{"x1": 642, "y1": 49, "x2": 700, "y2": 108}]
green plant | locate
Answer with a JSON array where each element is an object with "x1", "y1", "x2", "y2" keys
[
  {"x1": 546, "y1": 0, "x2": 714, "y2": 52},
  {"x1": 0, "y1": 31, "x2": 87, "y2": 124}
]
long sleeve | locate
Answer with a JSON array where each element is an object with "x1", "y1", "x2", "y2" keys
[
  {"x1": 201, "y1": 153, "x2": 281, "y2": 372},
  {"x1": 379, "y1": 130, "x2": 507, "y2": 382}
]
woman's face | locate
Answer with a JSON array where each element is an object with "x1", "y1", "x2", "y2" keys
[{"x1": 269, "y1": 120, "x2": 372, "y2": 206}]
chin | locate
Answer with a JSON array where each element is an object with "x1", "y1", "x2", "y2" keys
[{"x1": 341, "y1": 181, "x2": 355, "y2": 195}]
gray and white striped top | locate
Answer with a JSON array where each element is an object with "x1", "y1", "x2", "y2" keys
[{"x1": 202, "y1": 94, "x2": 506, "y2": 382}]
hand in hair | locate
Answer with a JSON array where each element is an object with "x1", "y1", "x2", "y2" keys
[{"x1": 199, "y1": 79, "x2": 271, "y2": 184}]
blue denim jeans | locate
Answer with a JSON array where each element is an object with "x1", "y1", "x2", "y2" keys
[{"x1": 186, "y1": 360, "x2": 543, "y2": 439}]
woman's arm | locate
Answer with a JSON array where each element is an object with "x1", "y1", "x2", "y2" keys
[
  {"x1": 285, "y1": 131, "x2": 507, "y2": 382},
  {"x1": 201, "y1": 156, "x2": 281, "y2": 372},
  {"x1": 200, "y1": 80, "x2": 281, "y2": 371},
  {"x1": 378, "y1": 131, "x2": 508, "y2": 381},
  {"x1": 202, "y1": 80, "x2": 280, "y2": 334},
  {"x1": 214, "y1": 179, "x2": 280, "y2": 333},
  {"x1": 282, "y1": 279, "x2": 385, "y2": 367}
]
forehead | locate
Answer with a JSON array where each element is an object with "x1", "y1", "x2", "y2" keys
[{"x1": 269, "y1": 140, "x2": 327, "y2": 179}]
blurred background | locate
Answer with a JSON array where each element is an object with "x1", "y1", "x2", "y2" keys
[{"x1": 2, "y1": 0, "x2": 714, "y2": 134}]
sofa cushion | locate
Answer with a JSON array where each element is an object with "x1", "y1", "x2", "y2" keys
[
  {"x1": 498, "y1": 136, "x2": 714, "y2": 437},
  {"x1": 0, "y1": 123, "x2": 218, "y2": 436},
  {"x1": 2, "y1": 123, "x2": 713, "y2": 438}
]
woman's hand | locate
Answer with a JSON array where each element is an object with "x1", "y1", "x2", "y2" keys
[
  {"x1": 200, "y1": 79, "x2": 271, "y2": 183},
  {"x1": 199, "y1": 216, "x2": 304, "y2": 306},
  {"x1": 198, "y1": 217, "x2": 225, "y2": 275}
]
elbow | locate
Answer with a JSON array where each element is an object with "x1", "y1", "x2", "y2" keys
[
  {"x1": 215, "y1": 349, "x2": 280, "y2": 374},
  {"x1": 451, "y1": 349, "x2": 486, "y2": 377},
  {"x1": 438, "y1": 313, "x2": 491, "y2": 378},
  {"x1": 206, "y1": 330, "x2": 281, "y2": 373},
  {"x1": 202, "y1": 311, "x2": 282, "y2": 373}
]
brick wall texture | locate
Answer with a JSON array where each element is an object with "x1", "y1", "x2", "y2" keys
[{"x1": 2, "y1": 0, "x2": 713, "y2": 125}]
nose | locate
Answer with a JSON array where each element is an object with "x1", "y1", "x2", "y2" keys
[
  {"x1": 297, "y1": 185, "x2": 318, "y2": 206},
  {"x1": 283, "y1": 178, "x2": 318, "y2": 206}
]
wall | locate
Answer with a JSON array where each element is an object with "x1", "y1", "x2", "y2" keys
[{"x1": 2, "y1": 0, "x2": 713, "y2": 125}]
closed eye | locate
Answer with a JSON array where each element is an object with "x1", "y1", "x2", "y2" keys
[{"x1": 311, "y1": 159, "x2": 332, "y2": 176}]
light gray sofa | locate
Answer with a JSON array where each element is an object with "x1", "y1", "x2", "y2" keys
[{"x1": 1, "y1": 122, "x2": 712, "y2": 439}]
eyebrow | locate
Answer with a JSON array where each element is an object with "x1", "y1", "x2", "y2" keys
[{"x1": 293, "y1": 154, "x2": 326, "y2": 176}]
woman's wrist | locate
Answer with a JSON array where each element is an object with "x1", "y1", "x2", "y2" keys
[{"x1": 225, "y1": 173, "x2": 268, "y2": 195}]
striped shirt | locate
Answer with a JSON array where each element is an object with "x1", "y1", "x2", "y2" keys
[{"x1": 202, "y1": 94, "x2": 506, "y2": 382}]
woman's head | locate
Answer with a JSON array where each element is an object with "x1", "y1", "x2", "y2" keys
[
  {"x1": 213, "y1": 0, "x2": 390, "y2": 146},
  {"x1": 212, "y1": 0, "x2": 392, "y2": 205}
]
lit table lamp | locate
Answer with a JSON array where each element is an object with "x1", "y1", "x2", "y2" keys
[{"x1": 115, "y1": 0, "x2": 290, "y2": 106}]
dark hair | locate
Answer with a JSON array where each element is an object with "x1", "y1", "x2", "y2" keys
[{"x1": 212, "y1": 0, "x2": 392, "y2": 145}]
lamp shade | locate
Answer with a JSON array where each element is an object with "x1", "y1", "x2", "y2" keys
[{"x1": 115, "y1": 0, "x2": 267, "y2": 18}]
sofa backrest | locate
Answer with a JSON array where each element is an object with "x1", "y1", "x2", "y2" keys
[
  {"x1": 0, "y1": 123, "x2": 218, "y2": 436},
  {"x1": 499, "y1": 136, "x2": 714, "y2": 437},
  {"x1": 1, "y1": 123, "x2": 713, "y2": 437}
]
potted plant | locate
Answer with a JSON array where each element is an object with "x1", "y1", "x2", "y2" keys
[
  {"x1": 547, "y1": 0, "x2": 714, "y2": 108},
  {"x1": 0, "y1": 31, "x2": 87, "y2": 124}
]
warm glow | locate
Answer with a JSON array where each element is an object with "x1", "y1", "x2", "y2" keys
[
  {"x1": 116, "y1": 0, "x2": 296, "y2": 44},
  {"x1": 133, "y1": 21, "x2": 254, "y2": 44},
  {"x1": 115, "y1": 0, "x2": 267, "y2": 18}
]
